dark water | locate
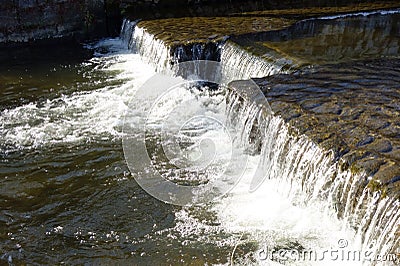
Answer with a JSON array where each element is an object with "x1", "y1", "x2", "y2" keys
[
  {"x1": 0, "y1": 43, "x2": 170, "y2": 264},
  {"x1": 0, "y1": 40, "x2": 249, "y2": 265}
]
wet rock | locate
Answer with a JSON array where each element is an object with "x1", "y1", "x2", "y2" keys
[
  {"x1": 237, "y1": 2, "x2": 400, "y2": 18},
  {"x1": 311, "y1": 102, "x2": 342, "y2": 115},
  {"x1": 356, "y1": 135, "x2": 374, "y2": 147},
  {"x1": 380, "y1": 123, "x2": 400, "y2": 138},
  {"x1": 361, "y1": 114, "x2": 391, "y2": 131},
  {"x1": 257, "y1": 58, "x2": 400, "y2": 194},
  {"x1": 233, "y1": 12, "x2": 400, "y2": 67},
  {"x1": 388, "y1": 147, "x2": 400, "y2": 161},
  {"x1": 340, "y1": 150, "x2": 372, "y2": 171},
  {"x1": 319, "y1": 136, "x2": 349, "y2": 159},
  {"x1": 367, "y1": 138, "x2": 393, "y2": 153},
  {"x1": 374, "y1": 160, "x2": 400, "y2": 184},
  {"x1": 136, "y1": 16, "x2": 295, "y2": 46},
  {"x1": 352, "y1": 157, "x2": 387, "y2": 177},
  {"x1": 299, "y1": 99, "x2": 322, "y2": 110}
]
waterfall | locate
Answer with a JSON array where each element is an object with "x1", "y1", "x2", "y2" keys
[
  {"x1": 131, "y1": 26, "x2": 171, "y2": 72},
  {"x1": 173, "y1": 42, "x2": 222, "y2": 62},
  {"x1": 220, "y1": 41, "x2": 294, "y2": 81},
  {"x1": 119, "y1": 19, "x2": 293, "y2": 80},
  {"x1": 118, "y1": 16, "x2": 399, "y2": 260},
  {"x1": 225, "y1": 84, "x2": 400, "y2": 258},
  {"x1": 120, "y1": 18, "x2": 136, "y2": 49},
  {"x1": 120, "y1": 19, "x2": 171, "y2": 71},
  {"x1": 120, "y1": 19, "x2": 222, "y2": 73}
]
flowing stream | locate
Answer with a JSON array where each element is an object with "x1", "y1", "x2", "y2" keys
[{"x1": 0, "y1": 12, "x2": 398, "y2": 265}]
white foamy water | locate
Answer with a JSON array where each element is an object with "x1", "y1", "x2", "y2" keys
[
  {"x1": 2, "y1": 24, "x2": 398, "y2": 265},
  {"x1": 207, "y1": 89, "x2": 398, "y2": 265},
  {"x1": 220, "y1": 41, "x2": 292, "y2": 81},
  {"x1": 75, "y1": 37, "x2": 364, "y2": 265},
  {"x1": 212, "y1": 159, "x2": 357, "y2": 265},
  {"x1": 203, "y1": 107, "x2": 362, "y2": 265},
  {"x1": 0, "y1": 38, "x2": 155, "y2": 151}
]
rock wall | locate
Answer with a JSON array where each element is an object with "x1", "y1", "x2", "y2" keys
[
  {"x1": 120, "y1": 0, "x2": 382, "y2": 19},
  {"x1": 0, "y1": 0, "x2": 121, "y2": 43},
  {"x1": 0, "y1": 0, "x2": 395, "y2": 43}
]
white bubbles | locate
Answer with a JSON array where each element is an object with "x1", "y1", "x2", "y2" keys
[
  {"x1": 0, "y1": 39, "x2": 155, "y2": 151},
  {"x1": 122, "y1": 60, "x2": 270, "y2": 206}
]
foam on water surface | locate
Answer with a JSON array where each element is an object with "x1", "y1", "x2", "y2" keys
[
  {"x1": 2, "y1": 20, "x2": 398, "y2": 265},
  {"x1": 0, "y1": 38, "x2": 155, "y2": 151}
]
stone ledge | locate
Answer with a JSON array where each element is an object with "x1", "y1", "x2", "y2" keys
[
  {"x1": 252, "y1": 59, "x2": 400, "y2": 198},
  {"x1": 236, "y1": 1, "x2": 400, "y2": 18},
  {"x1": 136, "y1": 16, "x2": 294, "y2": 48}
]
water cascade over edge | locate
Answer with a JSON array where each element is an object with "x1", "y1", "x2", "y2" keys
[
  {"x1": 120, "y1": 19, "x2": 291, "y2": 79},
  {"x1": 119, "y1": 17, "x2": 399, "y2": 261}
]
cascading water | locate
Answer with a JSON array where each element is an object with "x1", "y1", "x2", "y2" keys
[
  {"x1": 120, "y1": 19, "x2": 136, "y2": 49},
  {"x1": 120, "y1": 18, "x2": 296, "y2": 80},
  {"x1": 118, "y1": 16, "x2": 399, "y2": 264},
  {"x1": 122, "y1": 19, "x2": 222, "y2": 73},
  {"x1": 223, "y1": 86, "x2": 400, "y2": 263},
  {"x1": 220, "y1": 41, "x2": 293, "y2": 81},
  {"x1": 1, "y1": 13, "x2": 398, "y2": 265},
  {"x1": 130, "y1": 25, "x2": 171, "y2": 72}
]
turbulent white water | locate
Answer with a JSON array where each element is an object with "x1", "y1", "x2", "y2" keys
[
  {"x1": 216, "y1": 89, "x2": 400, "y2": 265},
  {"x1": 1, "y1": 18, "x2": 398, "y2": 265},
  {"x1": 0, "y1": 39, "x2": 155, "y2": 151}
]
